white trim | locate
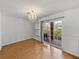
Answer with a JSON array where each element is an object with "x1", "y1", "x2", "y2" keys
[{"x1": 63, "y1": 49, "x2": 79, "y2": 57}]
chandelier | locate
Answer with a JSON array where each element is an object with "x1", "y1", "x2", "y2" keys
[{"x1": 26, "y1": 8, "x2": 39, "y2": 22}]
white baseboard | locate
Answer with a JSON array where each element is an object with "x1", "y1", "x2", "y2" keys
[
  {"x1": 63, "y1": 49, "x2": 79, "y2": 57},
  {"x1": 32, "y1": 38, "x2": 41, "y2": 42},
  {"x1": 2, "y1": 38, "x2": 31, "y2": 46}
]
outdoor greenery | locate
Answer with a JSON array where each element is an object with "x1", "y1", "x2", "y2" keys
[{"x1": 54, "y1": 21, "x2": 62, "y2": 40}]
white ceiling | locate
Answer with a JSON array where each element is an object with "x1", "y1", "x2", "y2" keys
[{"x1": 0, "y1": 0, "x2": 79, "y2": 19}]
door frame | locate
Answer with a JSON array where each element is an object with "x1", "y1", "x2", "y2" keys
[{"x1": 40, "y1": 16, "x2": 64, "y2": 49}]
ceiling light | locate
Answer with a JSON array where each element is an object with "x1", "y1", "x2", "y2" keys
[{"x1": 26, "y1": 7, "x2": 40, "y2": 22}]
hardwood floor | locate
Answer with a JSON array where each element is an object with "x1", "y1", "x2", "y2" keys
[{"x1": 0, "y1": 39, "x2": 78, "y2": 59}]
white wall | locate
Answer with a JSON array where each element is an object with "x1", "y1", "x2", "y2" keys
[
  {"x1": 62, "y1": 8, "x2": 79, "y2": 57},
  {"x1": 34, "y1": 8, "x2": 79, "y2": 57},
  {"x1": 2, "y1": 15, "x2": 33, "y2": 46},
  {"x1": 0, "y1": 13, "x2": 2, "y2": 50},
  {"x1": 34, "y1": 21, "x2": 41, "y2": 41}
]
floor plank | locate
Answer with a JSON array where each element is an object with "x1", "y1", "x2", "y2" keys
[{"x1": 0, "y1": 39, "x2": 78, "y2": 59}]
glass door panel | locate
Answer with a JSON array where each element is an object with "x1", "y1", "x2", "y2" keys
[
  {"x1": 51, "y1": 20, "x2": 62, "y2": 48},
  {"x1": 42, "y1": 21, "x2": 50, "y2": 43}
]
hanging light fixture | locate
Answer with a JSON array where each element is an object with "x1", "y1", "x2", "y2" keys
[{"x1": 26, "y1": 8, "x2": 39, "y2": 22}]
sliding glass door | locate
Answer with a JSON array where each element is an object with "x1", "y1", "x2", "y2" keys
[{"x1": 41, "y1": 20, "x2": 62, "y2": 49}]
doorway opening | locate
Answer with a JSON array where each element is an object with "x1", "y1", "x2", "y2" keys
[{"x1": 41, "y1": 20, "x2": 62, "y2": 49}]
